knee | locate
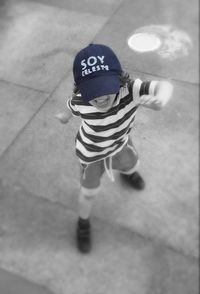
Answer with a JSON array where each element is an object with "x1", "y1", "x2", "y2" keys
[
  {"x1": 121, "y1": 159, "x2": 140, "y2": 175},
  {"x1": 122, "y1": 152, "x2": 138, "y2": 171}
]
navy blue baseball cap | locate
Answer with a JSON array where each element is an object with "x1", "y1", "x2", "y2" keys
[{"x1": 73, "y1": 44, "x2": 122, "y2": 102}]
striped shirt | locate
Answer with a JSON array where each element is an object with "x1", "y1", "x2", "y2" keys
[{"x1": 67, "y1": 78, "x2": 158, "y2": 164}]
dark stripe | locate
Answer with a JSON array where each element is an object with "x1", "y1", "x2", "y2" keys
[
  {"x1": 128, "y1": 80, "x2": 134, "y2": 96},
  {"x1": 68, "y1": 102, "x2": 80, "y2": 116},
  {"x1": 71, "y1": 109, "x2": 80, "y2": 116},
  {"x1": 139, "y1": 81, "x2": 145, "y2": 96},
  {"x1": 76, "y1": 141, "x2": 125, "y2": 163},
  {"x1": 85, "y1": 106, "x2": 138, "y2": 132},
  {"x1": 76, "y1": 132, "x2": 106, "y2": 152},
  {"x1": 81, "y1": 115, "x2": 135, "y2": 142},
  {"x1": 139, "y1": 81, "x2": 151, "y2": 96},
  {"x1": 71, "y1": 99, "x2": 90, "y2": 106},
  {"x1": 76, "y1": 132, "x2": 123, "y2": 152}
]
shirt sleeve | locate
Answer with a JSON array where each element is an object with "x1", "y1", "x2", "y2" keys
[
  {"x1": 132, "y1": 78, "x2": 159, "y2": 100},
  {"x1": 67, "y1": 97, "x2": 80, "y2": 117}
]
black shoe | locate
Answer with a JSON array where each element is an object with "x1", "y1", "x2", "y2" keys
[
  {"x1": 121, "y1": 171, "x2": 145, "y2": 190},
  {"x1": 76, "y1": 218, "x2": 91, "y2": 253}
]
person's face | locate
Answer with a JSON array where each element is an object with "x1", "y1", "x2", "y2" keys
[{"x1": 89, "y1": 94, "x2": 116, "y2": 112}]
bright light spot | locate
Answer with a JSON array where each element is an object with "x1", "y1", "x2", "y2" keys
[
  {"x1": 128, "y1": 33, "x2": 161, "y2": 52},
  {"x1": 127, "y1": 25, "x2": 193, "y2": 59}
]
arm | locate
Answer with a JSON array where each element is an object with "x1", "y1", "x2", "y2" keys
[
  {"x1": 139, "y1": 80, "x2": 174, "y2": 110},
  {"x1": 55, "y1": 94, "x2": 80, "y2": 123}
]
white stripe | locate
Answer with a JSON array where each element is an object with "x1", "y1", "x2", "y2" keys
[
  {"x1": 76, "y1": 104, "x2": 100, "y2": 114},
  {"x1": 132, "y1": 78, "x2": 142, "y2": 99},
  {"x1": 120, "y1": 86, "x2": 129, "y2": 97},
  {"x1": 67, "y1": 99, "x2": 78, "y2": 112},
  {"x1": 149, "y1": 81, "x2": 158, "y2": 95},
  {"x1": 66, "y1": 99, "x2": 70, "y2": 109},
  {"x1": 76, "y1": 137, "x2": 127, "y2": 158},
  {"x1": 67, "y1": 97, "x2": 97, "y2": 114}
]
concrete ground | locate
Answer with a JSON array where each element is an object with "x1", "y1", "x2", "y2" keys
[{"x1": 0, "y1": 0, "x2": 199, "y2": 294}]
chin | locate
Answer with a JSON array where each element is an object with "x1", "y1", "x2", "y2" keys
[
  {"x1": 97, "y1": 101, "x2": 114, "y2": 112},
  {"x1": 97, "y1": 105, "x2": 111, "y2": 112}
]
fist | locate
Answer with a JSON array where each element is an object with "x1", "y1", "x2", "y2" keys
[
  {"x1": 155, "y1": 81, "x2": 173, "y2": 107},
  {"x1": 139, "y1": 95, "x2": 163, "y2": 110},
  {"x1": 139, "y1": 81, "x2": 173, "y2": 110}
]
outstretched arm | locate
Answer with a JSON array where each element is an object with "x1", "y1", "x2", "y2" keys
[{"x1": 139, "y1": 81, "x2": 174, "y2": 110}]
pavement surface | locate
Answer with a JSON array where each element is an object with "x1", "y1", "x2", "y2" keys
[{"x1": 0, "y1": 0, "x2": 199, "y2": 294}]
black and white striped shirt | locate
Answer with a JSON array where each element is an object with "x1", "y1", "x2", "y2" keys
[{"x1": 67, "y1": 78, "x2": 158, "y2": 164}]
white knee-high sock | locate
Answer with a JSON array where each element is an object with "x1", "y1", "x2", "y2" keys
[
  {"x1": 78, "y1": 186, "x2": 100, "y2": 219},
  {"x1": 120, "y1": 159, "x2": 140, "y2": 175}
]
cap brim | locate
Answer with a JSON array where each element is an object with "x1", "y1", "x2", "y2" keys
[{"x1": 79, "y1": 75, "x2": 120, "y2": 102}]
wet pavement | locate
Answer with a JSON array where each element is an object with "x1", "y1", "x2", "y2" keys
[{"x1": 0, "y1": 0, "x2": 199, "y2": 293}]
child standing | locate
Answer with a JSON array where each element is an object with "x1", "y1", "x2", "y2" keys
[{"x1": 56, "y1": 44, "x2": 173, "y2": 253}]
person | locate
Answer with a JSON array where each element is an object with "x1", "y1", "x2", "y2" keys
[{"x1": 56, "y1": 43, "x2": 173, "y2": 254}]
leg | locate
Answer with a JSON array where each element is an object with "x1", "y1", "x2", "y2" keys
[
  {"x1": 79, "y1": 160, "x2": 105, "y2": 219},
  {"x1": 112, "y1": 137, "x2": 145, "y2": 189},
  {"x1": 77, "y1": 160, "x2": 105, "y2": 253}
]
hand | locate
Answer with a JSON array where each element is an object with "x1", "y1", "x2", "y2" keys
[
  {"x1": 139, "y1": 81, "x2": 173, "y2": 110},
  {"x1": 155, "y1": 81, "x2": 174, "y2": 107},
  {"x1": 139, "y1": 95, "x2": 162, "y2": 110},
  {"x1": 55, "y1": 112, "x2": 70, "y2": 124}
]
